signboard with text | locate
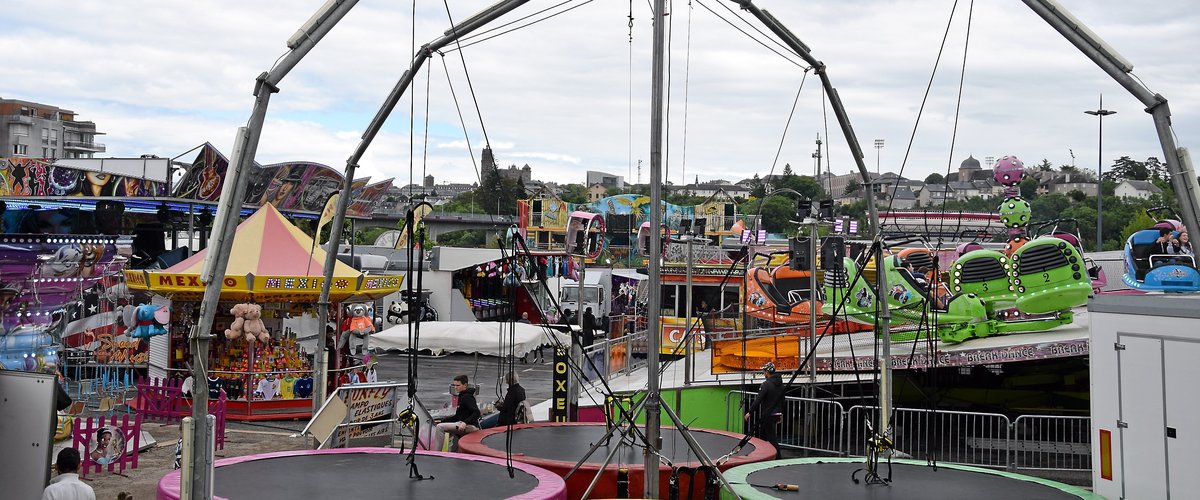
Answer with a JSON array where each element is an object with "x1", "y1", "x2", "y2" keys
[{"x1": 332, "y1": 382, "x2": 401, "y2": 448}]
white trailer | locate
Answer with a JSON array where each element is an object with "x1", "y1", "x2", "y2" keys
[{"x1": 1090, "y1": 293, "x2": 1200, "y2": 499}]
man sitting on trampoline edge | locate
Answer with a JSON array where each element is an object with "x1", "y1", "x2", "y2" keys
[{"x1": 435, "y1": 374, "x2": 480, "y2": 451}]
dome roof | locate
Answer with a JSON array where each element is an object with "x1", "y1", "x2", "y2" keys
[{"x1": 960, "y1": 155, "x2": 981, "y2": 170}]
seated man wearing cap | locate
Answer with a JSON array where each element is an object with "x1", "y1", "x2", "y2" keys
[{"x1": 744, "y1": 362, "x2": 785, "y2": 455}]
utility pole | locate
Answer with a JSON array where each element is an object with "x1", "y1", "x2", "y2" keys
[
  {"x1": 873, "y1": 139, "x2": 884, "y2": 176},
  {"x1": 1085, "y1": 94, "x2": 1116, "y2": 252}
]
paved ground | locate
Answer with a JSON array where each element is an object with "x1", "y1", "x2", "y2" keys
[{"x1": 79, "y1": 351, "x2": 557, "y2": 499}]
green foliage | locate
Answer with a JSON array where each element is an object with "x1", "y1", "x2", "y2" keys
[
  {"x1": 355, "y1": 227, "x2": 391, "y2": 245},
  {"x1": 844, "y1": 178, "x2": 860, "y2": 195},
  {"x1": 743, "y1": 196, "x2": 799, "y2": 234},
  {"x1": 924, "y1": 173, "x2": 944, "y2": 185},
  {"x1": 1121, "y1": 211, "x2": 1157, "y2": 242},
  {"x1": 560, "y1": 184, "x2": 588, "y2": 204},
  {"x1": 438, "y1": 229, "x2": 486, "y2": 247},
  {"x1": 750, "y1": 174, "x2": 766, "y2": 198},
  {"x1": 1019, "y1": 177, "x2": 1038, "y2": 200}
]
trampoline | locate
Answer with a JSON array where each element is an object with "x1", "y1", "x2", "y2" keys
[
  {"x1": 723, "y1": 458, "x2": 1100, "y2": 499},
  {"x1": 156, "y1": 448, "x2": 566, "y2": 500},
  {"x1": 458, "y1": 422, "x2": 776, "y2": 500}
]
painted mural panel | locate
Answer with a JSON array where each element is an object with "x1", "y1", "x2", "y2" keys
[
  {"x1": 172, "y1": 143, "x2": 393, "y2": 215},
  {"x1": 347, "y1": 178, "x2": 393, "y2": 217},
  {"x1": 0, "y1": 158, "x2": 167, "y2": 197},
  {"x1": 172, "y1": 144, "x2": 229, "y2": 201},
  {"x1": 0, "y1": 235, "x2": 140, "y2": 371}
]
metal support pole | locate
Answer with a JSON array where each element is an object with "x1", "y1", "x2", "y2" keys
[
  {"x1": 807, "y1": 219, "x2": 818, "y2": 396},
  {"x1": 645, "y1": 0, "x2": 668, "y2": 495},
  {"x1": 684, "y1": 234, "x2": 693, "y2": 386},
  {"x1": 573, "y1": 257, "x2": 584, "y2": 419},
  {"x1": 1085, "y1": 94, "x2": 1115, "y2": 251}
]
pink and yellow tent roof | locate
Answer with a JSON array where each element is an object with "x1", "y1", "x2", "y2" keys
[{"x1": 125, "y1": 204, "x2": 400, "y2": 301}]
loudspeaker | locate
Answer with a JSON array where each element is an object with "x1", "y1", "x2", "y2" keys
[
  {"x1": 819, "y1": 199, "x2": 835, "y2": 220},
  {"x1": 820, "y1": 236, "x2": 845, "y2": 271},
  {"x1": 795, "y1": 199, "x2": 813, "y2": 220},
  {"x1": 693, "y1": 218, "x2": 706, "y2": 237},
  {"x1": 790, "y1": 237, "x2": 812, "y2": 271}
]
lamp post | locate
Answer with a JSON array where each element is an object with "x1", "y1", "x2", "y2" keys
[
  {"x1": 873, "y1": 139, "x2": 884, "y2": 176},
  {"x1": 1085, "y1": 94, "x2": 1116, "y2": 251}
]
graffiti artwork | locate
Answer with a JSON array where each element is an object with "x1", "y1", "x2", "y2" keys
[
  {"x1": 0, "y1": 158, "x2": 166, "y2": 197},
  {"x1": 172, "y1": 143, "x2": 392, "y2": 215},
  {"x1": 0, "y1": 235, "x2": 139, "y2": 372}
]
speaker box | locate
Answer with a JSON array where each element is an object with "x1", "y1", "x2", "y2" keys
[
  {"x1": 820, "y1": 236, "x2": 846, "y2": 271},
  {"x1": 790, "y1": 237, "x2": 812, "y2": 271}
]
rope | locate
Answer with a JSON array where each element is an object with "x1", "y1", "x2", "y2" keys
[
  {"x1": 693, "y1": 0, "x2": 806, "y2": 68},
  {"x1": 441, "y1": 0, "x2": 493, "y2": 154},
  {"x1": 443, "y1": 0, "x2": 599, "y2": 53},
  {"x1": 883, "y1": 0, "x2": 964, "y2": 217},
  {"x1": 747, "y1": 71, "x2": 810, "y2": 236}
]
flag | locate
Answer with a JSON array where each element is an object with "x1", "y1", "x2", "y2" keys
[
  {"x1": 394, "y1": 204, "x2": 433, "y2": 250},
  {"x1": 317, "y1": 191, "x2": 340, "y2": 244}
]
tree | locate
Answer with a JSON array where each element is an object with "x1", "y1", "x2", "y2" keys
[
  {"x1": 781, "y1": 163, "x2": 794, "y2": 177},
  {"x1": 744, "y1": 196, "x2": 797, "y2": 233},
  {"x1": 924, "y1": 173, "x2": 944, "y2": 185},
  {"x1": 1068, "y1": 190, "x2": 1088, "y2": 203},
  {"x1": 559, "y1": 184, "x2": 588, "y2": 204},
  {"x1": 1036, "y1": 159, "x2": 1054, "y2": 172},
  {"x1": 844, "y1": 178, "x2": 860, "y2": 196},
  {"x1": 1102, "y1": 156, "x2": 1162, "y2": 182},
  {"x1": 1019, "y1": 177, "x2": 1039, "y2": 200},
  {"x1": 1120, "y1": 210, "x2": 1157, "y2": 242},
  {"x1": 750, "y1": 174, "x2": 766, "y2": 198}
]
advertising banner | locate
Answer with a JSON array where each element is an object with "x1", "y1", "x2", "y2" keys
[{"x1": 332, "y1": 383, "x2": 401, "y2": 448}]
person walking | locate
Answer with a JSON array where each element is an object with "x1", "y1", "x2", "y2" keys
[
  {"x1": 43, "y1": 448, "x2": 95, "y2": 500},
  {"x1": 494, "y1": 372, "x2": 527, "y2": 426},
  {"x1": 434, "y1": 375, "x2": 480, "y2": 451},
  {"x1": 743, "y1": 362, "x2": 785, "y2": 455}
]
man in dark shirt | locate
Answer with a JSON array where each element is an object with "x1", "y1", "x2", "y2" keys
[
  {"x1": 743, "y1": 362, "x2": 784, "y2": 455},
  {"x1": 435, "y1": 374, "x2": 479, "y2": 451},
  {"x1": 494, "y1": 372, "x2": 527, "y2": 426},
  {"x1": 581, "y1": 307, "x2": 597, "y2": 348}
]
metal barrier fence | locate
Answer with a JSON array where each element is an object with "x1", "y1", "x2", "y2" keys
[
  {"x1": 1011, "y1": 415, "x2": 1092, "y2": 471},
  {"x1": 847, "y1": 406, "x2": 1011, "y2": 468},
  {"x1": 725, "y1": 391, "x2": 1090, "y2": 472}
]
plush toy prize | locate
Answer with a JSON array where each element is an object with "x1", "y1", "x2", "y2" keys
[
  {"x1": 225, "y1": 303, "x2": 270, "y2": 343},
  {"x1": 129, "y1": 304, "x2": 170, "y2": 338}
]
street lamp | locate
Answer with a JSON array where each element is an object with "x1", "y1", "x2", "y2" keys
[
  {"x1": 1085, "y1": 94, "x2": 1116, "y2": 251},
  {"x1": 873, "y1": 139, "x2": 885, "y2": 176}
]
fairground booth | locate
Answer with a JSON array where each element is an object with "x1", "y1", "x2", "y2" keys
[{"x1": 125, "y1": 204, "x2": 400, "y2": 420}]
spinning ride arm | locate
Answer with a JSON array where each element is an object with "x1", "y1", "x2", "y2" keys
[{"x1": 1023, "y1": 0, "x2": 1200, "y2": 244}]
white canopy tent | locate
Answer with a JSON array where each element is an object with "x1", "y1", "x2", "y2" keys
[{"x1": 370, "y1": 321, "x2": 572, "y2": 357}]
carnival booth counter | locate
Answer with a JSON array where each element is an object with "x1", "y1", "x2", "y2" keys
[{"x1": 125, "y1": 205, "x2": 400, "y2": 420}]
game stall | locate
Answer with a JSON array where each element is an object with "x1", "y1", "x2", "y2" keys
[{"x1": 125, "y1": 204, "x2": 400, "y2": 420}]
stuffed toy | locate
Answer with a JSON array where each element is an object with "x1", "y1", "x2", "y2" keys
[
  {"x1": 225, "y1": 303, "x2": 268, "y2": 342},
  {"x1": 129, "y1": 304, "x2": 169, "y2": 338},
  {"x1": 225, "y1": 303, "x2": 249, "y2": 341},
  {"x1": 386, "y1": 301, "x2": 404, "y2": 324},
  {"x1": 346, "y1": 303, "x2": 375, "y2": 337},
  {"x1": 242, "y1": 304, "x2": 269, "y2": 343}
]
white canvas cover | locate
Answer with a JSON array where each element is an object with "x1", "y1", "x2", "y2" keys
[{"x1": 370, "y1": 321, "x2": 571, "y2": 357}]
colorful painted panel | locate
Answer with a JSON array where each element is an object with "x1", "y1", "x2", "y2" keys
[
  {"x1": 347, "y1": 178, "x2": 393, "y2": 217},
  {"x1": 0, "y1": 234, "x2": 138, "y2": 371},
  {"x1": 0, "y1": 158, "x2": 167, "y2": 197},
  {"x1": 172, "y1": 143, "x2": 393, "y2": 215}
]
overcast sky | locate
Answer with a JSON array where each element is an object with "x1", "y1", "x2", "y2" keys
[{"x1": 6, "y1": 0, "x2": 1198, "y2": 190}]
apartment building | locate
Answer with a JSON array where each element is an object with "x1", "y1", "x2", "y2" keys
[{"x1": 1, "y1": 97, "x2": 105, "y2": 159}]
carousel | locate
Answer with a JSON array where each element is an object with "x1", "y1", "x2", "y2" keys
[{"x1": 124, "y1": 204, "x2": 400, "y2": 419}]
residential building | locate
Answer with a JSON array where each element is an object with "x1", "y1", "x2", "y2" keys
[
  {"x1": 1115, "y1": 179, "x2": 1162, "y2": 200},
  {"x1": 586, "y1": 170, "x2": 624, "y2": 189},
  {"x1": 587, "y1": 183, "x2": 607, "y2": 202},
  {"x1": 0, "y1": 97, "x2": 105, "y2": 159}
]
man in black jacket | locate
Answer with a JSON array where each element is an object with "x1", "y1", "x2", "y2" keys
[
  {"x1": 743, "y1": 362, "x2": 784, "y2": 454},
  {"x1": 494, "y1": 371, "x2": 527, "y2": 426},
  {"x1": 435, "y1": 374, "x2": 480, "y2": 451}
]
